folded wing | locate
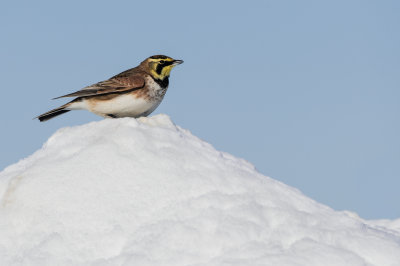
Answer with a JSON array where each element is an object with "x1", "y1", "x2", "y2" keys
[{"x1": 53, "y1": 75, "x2": 145, "y2": 99}]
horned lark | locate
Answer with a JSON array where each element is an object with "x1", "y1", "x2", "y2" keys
[{"x1": 37, "y1": 55, "x2": 183, "y2": 122}]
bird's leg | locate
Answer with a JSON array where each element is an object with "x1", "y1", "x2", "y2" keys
[{"x1": 105, "y1": 114, "x2": 117, "y2": 119}]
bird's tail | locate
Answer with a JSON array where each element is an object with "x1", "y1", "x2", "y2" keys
[{"x1": 36, "y1": 105, "x2": 71, "y2": 122}]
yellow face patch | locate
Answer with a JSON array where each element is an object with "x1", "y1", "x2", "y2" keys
[{"x1": 148, "y1": 57, "x2": 177, "y2": 80}]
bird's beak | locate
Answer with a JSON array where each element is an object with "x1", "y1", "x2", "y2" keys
[{"x1": 173, "y1": 59, "x2": 184, "y2": 65}]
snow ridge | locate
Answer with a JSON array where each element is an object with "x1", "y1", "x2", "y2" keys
[{"x1": 0, "y1": 114, "x2": 399, "y2": 266}]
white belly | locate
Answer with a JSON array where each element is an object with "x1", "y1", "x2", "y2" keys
[{"x1": 69, "y1": 94, "x2": 161, "y2": 118}]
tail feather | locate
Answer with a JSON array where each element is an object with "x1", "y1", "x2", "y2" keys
[{"x1": 36, "y1": 105, "x2": 70, "y2": 122}]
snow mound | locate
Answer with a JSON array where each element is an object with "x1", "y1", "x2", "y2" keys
[{"x1": 0, "y1": 114, "x2": 399, "y2": 266}]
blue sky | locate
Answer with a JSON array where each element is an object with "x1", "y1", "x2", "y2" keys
[{"x1": 1, "y1": 0, "x2": 399, "y2": 219}]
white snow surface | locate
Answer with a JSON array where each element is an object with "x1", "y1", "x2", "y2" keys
[{"x1": 0, "y1": 114, "x2": 399, "y2": 266}]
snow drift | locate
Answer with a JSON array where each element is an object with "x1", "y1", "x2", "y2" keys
[{"x1": 0, "y1": 114, "x2": 399, "y2": 266}]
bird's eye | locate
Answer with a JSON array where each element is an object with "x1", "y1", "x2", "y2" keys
[{"x1": 159, "y1": 60, "x2": 165, "y2": 64}]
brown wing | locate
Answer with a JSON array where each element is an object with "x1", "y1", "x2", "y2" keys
[{"x1": 53, "y1": 74, "x2": 145, "y2": 99}]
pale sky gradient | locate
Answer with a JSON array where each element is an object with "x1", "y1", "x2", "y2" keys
[{"x1": 1, "y1": 0, "x2": 399, "y2": 219}]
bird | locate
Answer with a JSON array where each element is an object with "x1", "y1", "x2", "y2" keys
[{"x1": 36, "y1": 55, "x2": 183, "y2": 122}]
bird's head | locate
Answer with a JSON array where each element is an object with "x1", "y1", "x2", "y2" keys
[{"x1": 142, "y1": 55, "x2": 183, "y2": 80}]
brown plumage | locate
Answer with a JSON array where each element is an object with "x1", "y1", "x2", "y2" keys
[{"x1": 36, "y1": 55, "x2": 183, "y2": 122}]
